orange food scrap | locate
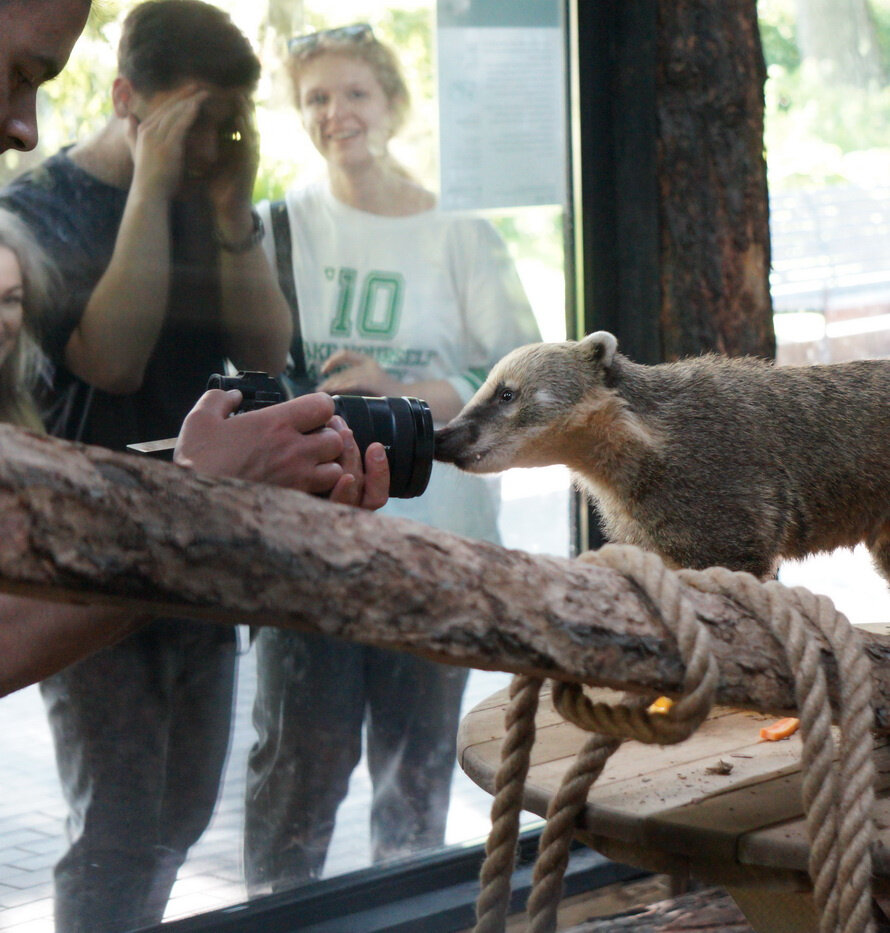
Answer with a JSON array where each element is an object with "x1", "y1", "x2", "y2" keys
[
  {"x1": 648, "y1": 696, "x2": 674, "y2": 715},
  {"x1": 759, "y1": 717, "x2": 800, "y2": 741}
]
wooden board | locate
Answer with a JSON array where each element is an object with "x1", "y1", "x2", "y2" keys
[{"x1": 458, "y1": 685, "x2": 890, "y2": 891}]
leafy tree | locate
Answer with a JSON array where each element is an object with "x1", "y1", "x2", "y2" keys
[{"x1": 759, "y1": 0, "x2": 890, "y2": 187}]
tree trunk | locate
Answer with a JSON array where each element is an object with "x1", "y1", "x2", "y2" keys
[
  {"x1": 657, "y1": 0, "x2": 775, "y2": 360},
  {"x1": 2, "y1": 425, "x2": 890, "y2": 729}
]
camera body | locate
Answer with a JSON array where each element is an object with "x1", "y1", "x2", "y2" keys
[
  {"x1": 207, "y1": 370, "x2": 285, "y2": 411},
  {"x1": 207, "y1": 371, "x2": 434, "y2": 498}
]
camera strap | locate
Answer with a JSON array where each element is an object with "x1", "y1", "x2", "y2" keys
[{"x1": 270, "y1": 199, "x2": 309, "y2": 381}]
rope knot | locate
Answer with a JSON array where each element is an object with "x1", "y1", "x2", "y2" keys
[{"x1": 472, "y1": 543, "x2": 877, "y2": 933}]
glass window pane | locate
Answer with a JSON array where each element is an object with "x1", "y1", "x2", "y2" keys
[{"x1": 0, "y1": 1, "x2": 572, "y2": 928}]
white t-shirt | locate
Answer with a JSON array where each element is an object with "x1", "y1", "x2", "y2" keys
[{"x1": 258, "y1": 180, "x2": 541, "y2": 542}]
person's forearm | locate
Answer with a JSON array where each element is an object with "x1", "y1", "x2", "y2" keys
[
  {"x1": 220, "y1": 244, "x2": 292, "y2": 374},
  {"x1": 0, "y1": 596, "x2": 149, "y2": 697},
  {"x1": 64, "y1": 190, "x2": 171, "y2": 394}
]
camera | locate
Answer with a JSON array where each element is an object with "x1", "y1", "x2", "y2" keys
[
  {"x1": 207, "y1": 370, "x2": 285, "y2": 412},
  {"x1": 207, "y1": 371, "x2": 434, "y2": 498}
]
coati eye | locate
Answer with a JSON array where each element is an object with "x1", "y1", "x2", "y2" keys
[{"x1": 499, "y1": 388, "x2": 516, "y2": 403}]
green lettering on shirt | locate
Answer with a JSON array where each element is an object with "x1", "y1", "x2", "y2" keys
[
  {"x1": 357, "y1": 271, "x2": 404, "y2": 339},
  {"x1": 330, "y1": 267, "x2": 357, "y2": 336}
]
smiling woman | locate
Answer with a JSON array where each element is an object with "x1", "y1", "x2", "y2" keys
[{"x1": 244, "y1": 21, "x2": 542, "y2": 898}]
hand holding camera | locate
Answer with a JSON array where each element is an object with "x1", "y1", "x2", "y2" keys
[
  {"x1": 173, "y1": 386, "x2": 366, "y2": 497},
  {"x1": 207, "y1": 371, "x2": 434, "y2": 498}
]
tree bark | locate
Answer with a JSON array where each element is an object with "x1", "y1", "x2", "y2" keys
[
  {"x1": 657, "y1": 0, "x2": 775, "y2": 360},
  {"x1": 2, "y1": 424, "x2": 890, "y2": 729}
]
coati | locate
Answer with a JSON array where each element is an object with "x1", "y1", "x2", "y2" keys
[{"x1": 434, "y1": 332, "x2": 890, "y2": 582}]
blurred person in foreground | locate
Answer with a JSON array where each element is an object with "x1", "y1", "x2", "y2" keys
[{"x1": 243, "y1": 23, "x2": 541, "y2": 893}]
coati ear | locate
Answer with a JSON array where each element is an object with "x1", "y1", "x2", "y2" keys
[{"x1": 579, "y1": 331, "x2": 618, "y2": 369}]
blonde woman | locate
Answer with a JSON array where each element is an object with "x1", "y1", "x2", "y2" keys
[
  {"x1": 0, "y1": 207, "x2": 52, "y2": 430},
  {"x1": 246, "y1": 24, "x2": 541, "y2": 893}
]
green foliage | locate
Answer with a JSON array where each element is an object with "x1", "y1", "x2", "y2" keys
[
  {"x1": 86, "y1": 0, "x2": 127, "y2": 35},
  {"x1": 874, "y1": 0, "x2": 890, "y2": 68},
  {"x1": 759, "y1": 0, "x2": 890, "y2": 73},
  {"x1": 759, "y1": 0, "x2": 890, "y2": 188},
  {"x1": 40, "y1": 35, "x2": 117, "y2": 150},
  {"x1": 490, "y1": 209, "x2": 564, "y2": 268},
  {"x1": 758, "y1": 1, "x2": 800, "y2": 72},
  {"x1": 380, "y1": 8, "x2": 435, "y2": 105},
  {"x1": 253, "y1": 154, "x2": 301, "y2": 203},
  {"x1": 768, "y1": 68, "x2": 890, "y2": 150}
]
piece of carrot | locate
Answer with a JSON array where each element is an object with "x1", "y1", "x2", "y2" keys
[
  {"x1": 648, "y1": 696, "x2": 674, "y2": 715},
  {"x1": 759, "y1": 717, "x2": 800, "y2": 741}
]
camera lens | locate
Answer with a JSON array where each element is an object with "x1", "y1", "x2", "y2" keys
[
  {"x1": 207, "y1": 372, "x2": 435, "y2": 499},
  {"x1": 332, "y1": 395, "x2": 434, "y2": 498}
]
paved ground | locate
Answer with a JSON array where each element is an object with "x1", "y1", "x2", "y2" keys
[
  {"x1": 1, "y1": 465, "x2": 888, "y2": 932},
  {"x1": 0, "y1": 644, "x2": 534, "y2": 932}
]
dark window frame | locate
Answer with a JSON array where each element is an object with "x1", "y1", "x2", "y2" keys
[
  {"x1": 145, "y1": 829, "x2": 647, "y2": 933},
  {"x1": 568, "y1": 0, "x2": 659, "y2": 555}
]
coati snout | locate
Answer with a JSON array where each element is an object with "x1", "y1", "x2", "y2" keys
[
  {"x1": 435, "y1": 331, "x2": 619, "y2": 475},
  {"x1": 434, "y1": 420, "x2": 480, "y2": 467}
]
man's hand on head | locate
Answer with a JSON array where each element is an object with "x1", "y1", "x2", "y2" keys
[
  {"x1": 174, "y1": 389, "x2": 390, "y2": 510},
  {"x1": 126, "y1": 83, "x2": 210, "y2": 202}
]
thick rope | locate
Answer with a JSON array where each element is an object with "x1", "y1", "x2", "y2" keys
[
  {"x1": 526, "y1": 546, "x2": 719, "y2": 933},
  {"x1": 472, "y1": 545, "x2": 718, "y2": 933},
  {"x1": 795, "y1": 586, "x2": 875, "y2": 933},
  {"x1": 679, "y1": 567, "x2": 876, "y2": 933},
  {"x1": 551, "y1": 546, "x2": 719, "y2": 745},
  {"x1": 473, "y1": 673, "x2": 544, "y2": 933},
  {"x1": 524, "y1": 730, "x2": 621, "y2": 933},
  {"x1": 471, "y1": 543, "x2": 877, "y2": 933}
]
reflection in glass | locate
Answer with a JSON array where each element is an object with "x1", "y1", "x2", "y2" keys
[
  {"x1": 0, "y1": 4, "x2": 277, "y2": 931},
  {"x1": 0, "y1": 1, "x2": 570, "y2": 930},
  {"x1": 244, "y1": 22, "x2": 541, "y2": 896}
]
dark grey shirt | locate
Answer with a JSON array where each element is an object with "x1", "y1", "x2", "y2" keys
[{"x1": 0, "y1": 149, "x2": 227, "y2": 449}]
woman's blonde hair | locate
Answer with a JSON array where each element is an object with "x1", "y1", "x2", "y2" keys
[
  {"x1": 0, "y1": 208, "x2": 55, "y2": 431},
  {"x1": 287, "y1": 26, "x2": 411, "y2": 137}
]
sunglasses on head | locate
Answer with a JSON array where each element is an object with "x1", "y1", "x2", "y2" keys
[{"x1": 288, "y1": 23, "x2": 374, "y2": 56}]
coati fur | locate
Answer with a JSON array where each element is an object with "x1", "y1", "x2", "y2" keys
[{"x1": 434, "y1": 332, "x2": 890, "y2": 582}]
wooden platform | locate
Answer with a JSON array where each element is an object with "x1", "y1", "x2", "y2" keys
[{"x1": 458, "y1": 682, "x2": 890, "y2": 933}]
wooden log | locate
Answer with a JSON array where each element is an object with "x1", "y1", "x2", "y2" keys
[{"x1": 1, "y1": 424, "x2": 890, "y2": 729}]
